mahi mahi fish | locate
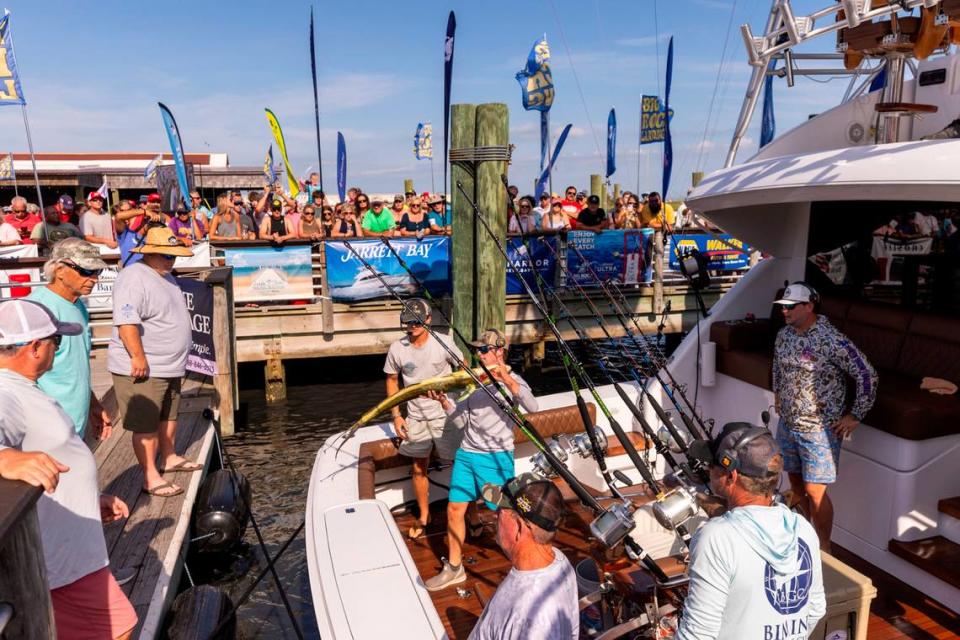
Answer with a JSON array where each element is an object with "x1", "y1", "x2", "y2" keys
[{"x1": 336, "y1": 365, "x2": 509, "y2": 448}]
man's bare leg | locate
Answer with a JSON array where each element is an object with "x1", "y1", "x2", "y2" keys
[
  {"x1": 787, "y1": 472, "x2": 809, "y2": 517},
  {"x1": 132, "y1": 432, "x2": 177, "y2": 494},
  {"x1": 157, "y1": 419, "x2": 189, "y2": 469},
  {"x1": 804, "y1": 481, "x2": 834, "y2": 552},
  {"x1": 411, "y1": 457, "x2": 430, "y2": 527},
  {"x1": 447, "y1": 501, "x2": 468, "y2": 567}
]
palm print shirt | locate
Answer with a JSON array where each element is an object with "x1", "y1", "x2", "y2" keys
[{"x1": 773, "y1": 316, "x2": 877, "y2": 432}]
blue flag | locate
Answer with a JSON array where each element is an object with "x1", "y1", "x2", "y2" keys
[
  {"x1": 0, "y1": 12, "x2": 26, "y2": 105},
  {"x1": 536, "y1": 123, "x2": 572, "y2": 200},
  {"x1": 443, "y1": 12, "x2": 456, "y2": 198},
  {"x1": 662, "y1": 37, "x2": 674, "y2": 199},
  {"x1": 263, "y1": 145, "x2": 278, "y2": 184},
  {"x1": 606, "y1": 108, "x2": 617, "y2": 178},
  {"x1": 760, "y1": 62, "x2": 776, "y2": 148},
  {"x1": 516, "y1": 36, "x2": 554, "y2": 112},
  {"x1": 540, "y1": 112, "x2": 550, "y2": 173},
  {"x1": 337, "y1": 132, "x2": 347, "y2": 203},
  {"x1": 158, "y1": 103, "x2": 191, "y2": 209},
  {"x1": 869, "y1": 66, "x2": 887, "y2": 93}
]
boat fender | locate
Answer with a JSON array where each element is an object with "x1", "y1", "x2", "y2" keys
[
  {"x1": 192, "y1": 469, "x2": 251, "y2": 553},
  {"x1": 166, "y1": 585, "x2": 235, "y2": 640}
]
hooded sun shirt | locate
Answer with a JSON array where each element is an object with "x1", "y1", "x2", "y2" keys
[{"x1": 676, "y1": 503, "x2": 826, "y2": 640}]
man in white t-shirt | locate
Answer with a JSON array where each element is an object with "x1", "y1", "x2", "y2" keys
[
  {"x1": 470, "y1": 474, "x2": 579, "y2": 640},
  {"x1": 384, "y1": 298, "x2": 464, "y2": 539},
  {"x1": 677, "y1": 423, "x2": 826, "y2": 640}
]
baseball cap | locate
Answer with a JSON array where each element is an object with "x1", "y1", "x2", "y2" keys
[
  {"x1": 690, "y1": 422, "x2": 780, "y2": 478},
  {"x1": 774, "y1": 283, "x2": 817, "y2": 305},
  {"x1": 371, "y1": 198, "x2": 384, "y2": 206},
  {"x1": 468, "y1": 328, "x2": 507, "y2": 350},
  {"x1": 270, "y1": 198, "x2": 283, "y2": 209},
  {"x1": 146, "y1": 193, "x2": 162, "y2": 203},
  {"x1": 57, "y1": 194, "x2": 75, "y2": 210},
  {"x1": 87, "y1": 191, "x2": 105, "y2": 202},
  {"x1": 399, "y1": 298, "x2": 431, "y2": 324},
  {"x1": 50, "y1": 238, "x2": 109, "y2": 271},
  {"x1": 587, "y1": 195, "x2": 600, "y2": 205},
  {"x1": 482, "y1": 473, "x2": 565, "y2": 532},
  {"x1": 0, "y1": 299, "x2": 83, "y2": 346}
]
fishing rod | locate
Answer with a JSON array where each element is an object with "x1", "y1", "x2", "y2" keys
[
  {"x1": 566, "y1": 239, "x2": 711, "y2": 441},
  {"x1": 337, "y1": 239, "x2": 676, "y2": 583}
]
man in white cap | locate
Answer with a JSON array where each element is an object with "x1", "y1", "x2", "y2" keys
[
  {"x1": 108, "y1": 226, "x2": 198, "y2": 498},
  {"x1": 28, "y1": 238, "x2": 112, "y2": 441},
  {"x1": 772, "y1": 282, "x2": 876, "y2": 550},
  {"x1": 0, "y1": 299, "x2": 137, "y2": 639}
]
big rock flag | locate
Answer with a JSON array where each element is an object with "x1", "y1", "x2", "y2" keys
[
  {"x1": 515, "y1": 36, "x2": 554, "y2": 112},
  {"x1": 263, "y1": 145, "x2": 278, "y2": 184},
  {"x1": 0, "y1": 153, "x2": 14, "y2": 181},
  {"x1": 415, "y1": 123, "x2": 433, "y2": 160},
  {"x1": 264, "y1": 109, "x2": 300, "y2": 197},
  {"x1": 640, "y1": 96, "x2": 674, "y2": 144},
  {"x1": 0, "y1": 12, "x2": 26, "y2": 105}
]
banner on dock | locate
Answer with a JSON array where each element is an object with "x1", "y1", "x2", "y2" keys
[
  {"x1": 870, "y1": 235, "x2": 933, "y2": 283},
  {"x1": 223, "y1": 245, "x2": 314, "y2": 303},
  {"x1": 668, "y1": 234, "x2": 751, "y2": 271},
  {"x1": 516, "y1": 36, "x2": 554, "y2": 112},
  {"x1": 0, "y1": 244, "x2": 38, "y2": 299},
  {"x1": 506, "y1": 236, "x2": 557, "y2": 295},
  {"x1": 640, "y1": 96, "x2": 673, "y2": 144},
  {"x1": 0, "y1": 12, "x2": 26, "y2": 105},
  {"x1": 0, "y1": 152, "x2": 14, "y2": 181},
  {"x1": 176, "y1": 277, "x2": 216, "y2": 375},
  {"x1": 325, "y1": 237, "x2": 451, "y2": 302},
  {"x1": 565, "y1": 229, "x2": 653, "y2": 286}
]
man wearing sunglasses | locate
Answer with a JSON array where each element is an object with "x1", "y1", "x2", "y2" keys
[
  {"x1": 424, "y1": 329, "x2": 538, "y2": 591},
  {"x1": 0, "y1": 299, "x2": 137, "y2": 640},
  {"x1": 772, "y1": 283, "x2": 876, "y2": 551},
  {"x1": 470, "y1": 473, "x2": 578, "y2": 639},
  {"x1": 27, "y1": 239, "x2": 112, "y2": 442},
  {"x1": 384, "y1": 298, "x2": 464, "y2": 540}
]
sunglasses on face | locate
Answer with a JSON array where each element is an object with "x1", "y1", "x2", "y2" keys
[
  {"x1": 780, "y1": 302, "x2": 803, "y2": 311},
  {"x1": 65, "y1": 262, "x2": 102, "y2": 278},
  {"x1": 477, "y1": 344, "x2": 501, "y2": 354},
  {"x1": 403, "y1": 321, "x2": 423, "y2": 329},
  {"x1": 160, "y1": 254, "x2": 177, "y2": 261}
]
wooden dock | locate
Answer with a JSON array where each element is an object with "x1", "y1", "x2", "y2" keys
[{"x1": 91, "y1": 352, "x2": 216, "y2": 639}]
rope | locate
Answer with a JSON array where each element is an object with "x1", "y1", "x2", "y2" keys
[{"x1": 697, "y1": 0, "x2": 740, "y2": 172}]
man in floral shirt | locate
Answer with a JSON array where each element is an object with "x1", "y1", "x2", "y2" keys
[{"x1": 772, "y1": 282, "x2": 877, "y2": 551}]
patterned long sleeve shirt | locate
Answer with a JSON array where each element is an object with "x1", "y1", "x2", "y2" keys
[{"x1": 773, "y1": 316, "x2": 877, "y2": 432}]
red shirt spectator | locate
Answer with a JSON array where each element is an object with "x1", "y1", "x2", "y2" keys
[
  {"x1": 55, "y1": 194, "x2": 76, "y2": 224},
  {"x1": 4, "y1": 196, "x2": 41, "y2": 244}
]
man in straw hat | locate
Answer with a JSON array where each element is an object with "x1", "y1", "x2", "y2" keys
[{"x1": 108, "y1": 226, "x2": 200, "y2": 498}]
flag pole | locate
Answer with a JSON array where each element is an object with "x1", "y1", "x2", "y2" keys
[
  {"x1": 430, "y1": 155, "x2": 436, "y2": 194},
  {"x1": 309, "y1": 7, "x2": 324, "y2": 191}
]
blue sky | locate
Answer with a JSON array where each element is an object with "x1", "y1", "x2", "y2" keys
[{"x1": 0, "y1": 0, "x2": 848, "y2": 198}]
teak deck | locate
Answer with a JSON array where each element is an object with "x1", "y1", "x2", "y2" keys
[
  {"x1": 398, "y1": 501, "x2": 960, "y2": 640},
  {"x1": 91, "y1": 352, "x2": 215, "y2": 640}
]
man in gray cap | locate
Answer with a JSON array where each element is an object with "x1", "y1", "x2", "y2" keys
[
  {"x1": 28, "y1": 238, "x2": 112, "y2": 441},
  {"x1": 677, "y1": 423, "x2": 825, "y2": 640},
  {"x1": 383, "y1": 297, "x2": 464, "y2": 539},
  {"x1": 0, "y1": 299, "x2": 136, "y2": 638}
]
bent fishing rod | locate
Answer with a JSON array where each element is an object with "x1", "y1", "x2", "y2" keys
[
  {"x1": 566, "y1": 239, "x2": 711, "y2": 441},
  {"x1": 338, "y1": 239, "x2": 675, "y2": 583}
]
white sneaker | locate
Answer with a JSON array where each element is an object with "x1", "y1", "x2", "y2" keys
[{"x1": 424, "y1": 559, "x2": 466, "y2": 592}]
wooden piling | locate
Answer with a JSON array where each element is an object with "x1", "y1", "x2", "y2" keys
[
  {"x1": 474, "y1": 103, "x2": 509, "y2": 335},
  {"x1": 590, "y1": 175, "x2": 603, "y2": 200},
  {"x1": 653, "y1": 229, "x2": 665, "y2": 314},
  {"x1": 404, "y1": 179, "x2": 415, "y2": 195},
  {"x1": 199, "y1": 267, "x2": 237, "y2": 435},
  {"x1": 264, "y1": 357, "x2": 286, "y2": 404},
  {"x1": 450, "y1": 103, "x2": 477, "y2": 352}
]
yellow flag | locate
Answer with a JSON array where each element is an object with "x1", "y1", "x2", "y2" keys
[{"x1": 264, "y1": 108, "x2": 300, "y2": 197}]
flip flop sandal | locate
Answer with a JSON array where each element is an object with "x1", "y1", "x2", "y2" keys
[
  {"x1": 408, "y1": 520, "x2": 430, "y2": 540},
  {"x1": 142, "y1": 482, "x2": 184, "y2": 498},
  {"x1": 159, "y1": 460, "x2": 203, "y2": 473}
]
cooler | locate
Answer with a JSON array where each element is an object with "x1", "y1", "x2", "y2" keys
[{"x1": 811, "y1": 552, "x2": 877, "y2": 640}]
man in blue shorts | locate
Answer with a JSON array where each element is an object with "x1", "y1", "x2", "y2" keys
[
  {"x1": 424, "y1": 328, "x2": 538, "y2": 591},
  {"x1": 772, "y1": 283, "x2": 876, "y2": 551}
]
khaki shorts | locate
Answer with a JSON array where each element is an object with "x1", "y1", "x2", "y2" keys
[
  {"x1": 112, "y1": 374, "x2": 182, "y2": 434},
  {"x1": 398, "y1": 416, "x2": 462, "y2": 461}
]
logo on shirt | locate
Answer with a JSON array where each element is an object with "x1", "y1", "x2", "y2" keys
[
  {"x1": 119, "y1": 303, "x2": 135, "y2": 319},
  {"x1": 764, "y1": 538, "x2": 813, "y2": 615}
]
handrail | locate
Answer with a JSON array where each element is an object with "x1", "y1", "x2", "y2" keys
[{"x1": 0, "y1": 479, "x2": 42, "y2": 542}]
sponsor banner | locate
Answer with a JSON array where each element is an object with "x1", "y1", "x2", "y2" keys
[
  {"x1": 668, "y1": 234, "x2": 751, "y2": 271},
  {"x1": 640, "y1": 95, "x2": 674, "y2": 144},
  {"x1": 0, "y1": 244, "x2": 39, "y2": 299},
  {"x1": 871, "y1": 235, "x2": 933, "y2": 283},
  {"x1": 176, "y1": 277, "x2": 216, "y2": 375},
  {"x1": 223, "y1": 245, "x2": 314, "y2": 302},
  {"x1": 506, "y1": 236, "x2": 557, "y2": 295},
  {"x1": 325, "y1": 237, "x2": 451, "y2": 302},
  {"x1": 565, "y1": 229, "x2": 653, "y2": 287},
  {"x1": 84, "y1": 266, "x2": 118, "y2": 311},
  {"x1": 809, "y1": 243, "x2": 855, "y2": 286}
]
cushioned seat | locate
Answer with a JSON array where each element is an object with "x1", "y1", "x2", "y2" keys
[{"x1": 865, "y1": 371, "x2": 960, "y2": 441}]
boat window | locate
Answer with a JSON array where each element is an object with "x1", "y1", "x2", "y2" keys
[{"x1": 805, "y1": 200, "x2": 960, "y2": 315}]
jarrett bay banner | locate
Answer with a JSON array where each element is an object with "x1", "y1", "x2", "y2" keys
[{"x1": 325, "y1": 237, "x2": 451, "y2": 302}]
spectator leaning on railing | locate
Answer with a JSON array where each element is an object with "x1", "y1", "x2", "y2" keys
[{"x1": 5, "y1": 195, "x2": 42, "y2": 244}]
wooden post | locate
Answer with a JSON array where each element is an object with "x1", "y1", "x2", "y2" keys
[
  {"x1": 317, "y1": 242, "x2": 335, "y2": 337},
  {"x1": 474, "y1": 103, "x2": 509, "y2": 335},
  {"x1": 404, "y1": 179, "x2": 415, "y2": 195},
  {"x1": 0, "y1": 482, "x2": 55, "y2": 640},
  {"x1": 613, "y1": 183, "x2": 621, "y2": 201},
  {"x1": 450, "y1": 104, "x2": 477, "y2": 354},
  {"x1": 264, "y1": 357, "x2": 286, "y2": 404},
  {"x1": 590, "y1": 175, "x2": 603, "y2": 200},
  {"x1": 653, "y1": 229, "x2": 664, "y2": 314}
]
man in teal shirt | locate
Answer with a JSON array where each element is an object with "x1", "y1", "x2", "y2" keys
[{"x1": 28, "y1": 238, "x2": 112, "y2": 440}]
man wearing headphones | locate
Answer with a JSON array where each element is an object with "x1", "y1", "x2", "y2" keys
[
  {"x1": 678, "y1": 423, "x2": 826, "y2": 640},
  {"x1": 772, "y1": 283, "x2": 876, "y2": 551}
]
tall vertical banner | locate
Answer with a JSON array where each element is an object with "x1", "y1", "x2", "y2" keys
[
  {"x1": 443, "y1": 11, "x2": 456, "y2": 197},
  {"x1": 264, "y1": 108, "x2": 300, "y2": 197},
  {"x1": 516, "y1": 35, "x2": 555, "y2": 198},
  {"x1": 0, "y1": 12, "x2": 26, "y2": 105},
  {"x1": 536, "y1": 123, "x2": 571, "y2": 200},
  {"x1": 662, "y1": 36, "x2": 674, "y2": 199},
  {"x1": 0, "y1": 152, "x2": 14, "y2": 181},
  {"x1": 158, "y1": 103, "x2": 191, "y2": 210},
  {"x1": 309, "y1": 7, "x2": 324, "y2": 191},
  {"x1": 263, "y1": 145, "x2": 278, "y2": 184},
  {"x1": 336, "y1": 132, "x2": 347, "y2": 203},
  {"x1": 606, "y1": 108, "x2": 617, "y2": 178},
  {"x1": 760, "y1": 61, "x2": 776, "y2": 148},
  {"x1": 414, "y1": 122, "x2": 433, "y2": 160}
]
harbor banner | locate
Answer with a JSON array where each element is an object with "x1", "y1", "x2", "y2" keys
[
  {"x1": 325, "y1": 237, "x2": 451, "y2": 302},
  {"x1": 0, "y1": 244, "x2": 38, "y2": 299},
  {"x1": 414, "y1": 122, "x2": 433, "y2": 160},
  {"x1": 565, "y1": 230, "x2": 653, "y2": 286},
  {"x1": 176, "y1": 277, "x2": 217, "y2": 375},
  {"x1": 516, "y1": 36, "x2": 554, "y2": 112},
  {"x1": 0, "y1": 12, "x2": 26, "y2": 105},
  {"x1": 668, "y1": 234, "x2": 751, "y2": 271},
  {"x1": 506, "y1": 236, "x2": 557, "y2": 295},
  {"x1": 223, "y1": 245, "x2": 314, "y2": 303}
]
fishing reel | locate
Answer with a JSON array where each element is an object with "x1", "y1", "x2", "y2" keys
[
  {"x1": 652, "y1": 485, "x2": 700, "y2": 532},
  {"x1": 530, "y1": 435, "x2": 571, "y2": 479},
  {"x1": 568, "y1": 427, "x2": 608, "y2": 459},
  {"x1": 590, "y1": 500, "x2": 637, "y2": 549},
  {"x1": 657, "y1": 423, "x2": 692, "y2": 454}
]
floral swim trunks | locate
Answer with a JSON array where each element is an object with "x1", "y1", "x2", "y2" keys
[{"x1": 775, "y1": 418, "x2": 842, "y2": 484}]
